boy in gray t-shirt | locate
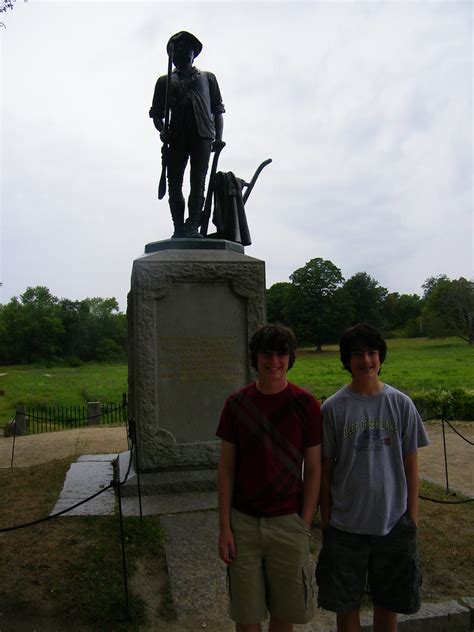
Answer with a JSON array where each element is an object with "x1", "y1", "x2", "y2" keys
[{"x1": 316, "y1": 324, "x2": 429, "y2": 632}]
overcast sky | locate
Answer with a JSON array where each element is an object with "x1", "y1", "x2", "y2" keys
[{"x1": 1, "y1": 0, "x2": 472, "y2": 311}]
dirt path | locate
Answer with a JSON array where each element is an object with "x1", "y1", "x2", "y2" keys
[
  {"x1": 1, "y1": 421, "x2": 472, "y2": 497},
  {"x1": 418, "y1": 420, "x2": 473, "y2": 497},
  {"x1": 0, "y1": 425, "x2": 129, "y2": 469}
]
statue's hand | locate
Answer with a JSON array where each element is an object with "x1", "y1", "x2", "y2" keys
[
  {"x1": 212, "y1": 139, "x2": 225, "y2": 152},
  {"x1": 160, "y1": 129, "x2": 170, "y2": 144}
]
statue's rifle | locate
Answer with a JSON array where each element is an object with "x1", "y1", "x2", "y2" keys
[
  {"x1": 200, "y1": 141, "x2": 226, "y2": 237},
  {"x1": 158, "y1": 44, "x2": 173, "y2": 200}
]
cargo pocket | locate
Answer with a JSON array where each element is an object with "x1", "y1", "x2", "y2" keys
[{"x1": 302, "y1": 563, "x2": 316, "y2": 618}]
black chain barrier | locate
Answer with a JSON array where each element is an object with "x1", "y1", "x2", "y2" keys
[
  {"x1": 0, "y1": 423, "x2": 141, "y2": 621},
  {"x1": 0, "y1": 483, "x2": 114, "y2": 533},
  {"x1": 419, "y1": 413, "x2": 473, "y2": 504},
  {"x1": 0, "y1": 438, "x2": 136, "y2": 533},
  {"x1": 443, "y1": 419, "x2": 474, "y2": 446},
  {"x1": 419, "y1": 494, "x2": 473, "y2": 505}
]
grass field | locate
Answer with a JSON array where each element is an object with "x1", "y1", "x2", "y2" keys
[
  {"x1": 0, "y1": 363, "x2": 128, "y2": 426},
  {"x1": 0, "y1": 337, "x2": 473, "y2": 426},
  {"x1": 293, "y1": 337, "x2": 474, "y2": 400}
]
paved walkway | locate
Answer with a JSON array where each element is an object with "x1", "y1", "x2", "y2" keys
[{"x1": 51, "y1": 454, "x2": 116, "y2": 516}]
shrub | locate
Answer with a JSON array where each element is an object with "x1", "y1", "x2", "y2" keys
[{"x1": 412, "y1": 388, "x2": 474, "y2": 421}]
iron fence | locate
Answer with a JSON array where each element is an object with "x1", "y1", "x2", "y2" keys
[{"x1": 22, "y1": 394, "x2": 128, "y2": 434}]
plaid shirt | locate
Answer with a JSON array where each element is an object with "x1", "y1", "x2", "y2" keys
[{"x1": 217, "y1": 382, "x2": 321, "y2": 517}]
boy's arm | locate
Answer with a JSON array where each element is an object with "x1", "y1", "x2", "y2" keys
[
  {"x1": 301, "y1": 444, "x2": 321, "y2": 527},
  {"x1": 320, "y1": 456, "x2": 334, "y2": 529},
  {"x1": 404, "y1": 451, "x2": 419, "y2": 526},
  {"x1": 217, "y1": 439, "x2": 237, "y2": 564}
]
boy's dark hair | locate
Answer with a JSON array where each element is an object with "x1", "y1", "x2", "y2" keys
[
  {"x1": 249, "y1": 324, "x2": 297, "y2": 370},
  {"x1": 339, "y1": 323, "x2": 387, "y2": 373}
]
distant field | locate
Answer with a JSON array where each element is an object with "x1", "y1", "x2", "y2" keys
[
  {"x1": 289, "y1": 336, "x2": 473, "y2": 400},
  {"x1": 0, "y1": 363, "x2": 127, "y2": 426},
  {"x1": 0, "y1": 337, "x2": 472, "y2": 425}
]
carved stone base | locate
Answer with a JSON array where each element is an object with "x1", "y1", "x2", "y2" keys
[{"x1": 128, "y1": 239, "x2": 265, "y2": 472}]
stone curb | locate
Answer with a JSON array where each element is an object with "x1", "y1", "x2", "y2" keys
[{"x1": 358, "y1": 598, "x2": 472, "y2": 631}]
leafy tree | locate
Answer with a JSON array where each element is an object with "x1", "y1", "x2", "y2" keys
[
  {"x1": 341, "y1": 272, "x2": 388, "y2": 327},
  {"x1": 422, "y1": 276, "x2": 474, "y2": 344},
  {"x1": 383, "y1": 292, "x2": 422, "y2": 337},
  {"x1": 286, "y1": 258, "x2": 344, "y2": 351},
  {"x1": 82, "y1": 297, "x2": 127, "y2": 361},
  {"x1": 422, "y1": 274, "x2": 450, "y2": 297},
  {"x1": 0, "y1": 286, "x2": 64, "y2": 363},
  {"x1": 266, "y1": 282, "x2": 292, "y2": 325},
  {"x1": 0, "y1": 287, "x2": 127, "y2": 364}
]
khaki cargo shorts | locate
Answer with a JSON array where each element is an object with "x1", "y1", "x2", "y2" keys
[{"x1": 227, "y1": 509, "x2": 316, "y2": 625}]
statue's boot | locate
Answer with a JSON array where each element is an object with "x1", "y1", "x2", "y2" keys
[
  {"x1": 169, "y1": 196, "x2": 185, "y2": 239},
  {"x1": 185, "y1": 195, "x2": 204, "y2": 239}
]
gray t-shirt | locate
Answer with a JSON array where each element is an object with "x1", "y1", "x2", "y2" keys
[{"x1": 322, "y1": 383, "x2": 429, "y2": 536}]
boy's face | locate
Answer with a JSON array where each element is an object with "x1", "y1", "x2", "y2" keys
[
  {"x1": 257, "y1": 350, "x2": 290, "y2": 383},
  {"x1": 349, "y1": 347, "x2": 381, "y2": 380}
]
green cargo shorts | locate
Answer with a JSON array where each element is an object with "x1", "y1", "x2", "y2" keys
[{"x1": 227, "y1": 509, "x2": 316, "y2": 625}]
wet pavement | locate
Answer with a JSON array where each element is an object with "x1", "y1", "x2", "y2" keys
[{"x1": 51, "y1": 454, "x2": 117, "y2": 517}]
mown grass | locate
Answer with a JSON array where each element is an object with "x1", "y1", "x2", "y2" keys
[
  {"x1": 0, "y1": 363, "x2": 127, "y2": 426},
  {"x1": 0, "y1": 458, "x2": 166, "y2": 631},
  {"x1": 292, "y1": 337, "x2": 474, "y2": 400}
]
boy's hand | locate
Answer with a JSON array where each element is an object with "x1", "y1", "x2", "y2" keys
[{"x1": 218, "y1": 527, "x2": 236, "y2": 565}]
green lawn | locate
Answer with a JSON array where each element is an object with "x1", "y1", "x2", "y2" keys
[
  {"x1": 1, "y1": 337, "x2": 472, "y2": 425},
  {"x1": 292, "y1": 337, "x2": 473, "y2": 401},
  {"x1": 0, "y1": 363, "x2": 127, "y2": 426}
]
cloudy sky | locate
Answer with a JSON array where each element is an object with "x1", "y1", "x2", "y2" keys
[{"x1": 1, "y1": 0, "x2": 472, "y2": 311}]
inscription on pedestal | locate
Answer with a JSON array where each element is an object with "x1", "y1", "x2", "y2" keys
[
  {"x1": 158, "y1": 335, "x2": 242, "y2": 385},
  {"x1": 155, "y1": 282, "x2": 248, "y2": 443}
]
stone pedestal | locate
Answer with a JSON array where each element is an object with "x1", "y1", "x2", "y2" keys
[{"x1": 127, "y1": 239, "x2": 266, "y2": 472}]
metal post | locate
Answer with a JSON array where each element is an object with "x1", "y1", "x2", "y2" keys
[
  {"x1": 87, "y1": 402, "x2": 101, "y2": 426},
  {"x1": 10, "y1": 414, "x2": 17, "y2": 468},
  {"x1": 115, "y1": 477, "x2": 131, "y2": 620},
  {"x1": 132, "y1": 420, "x2": 143, "y2": 524},
  {"x1": 441, "y1": 417, "x2": 449, "y2": 494}
]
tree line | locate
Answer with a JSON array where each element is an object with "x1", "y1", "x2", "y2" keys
[
  {"x1": 267, "y1": 258, "x2": 473, "y2": 350},
  {"x1": 0, "y1": 286, "x2": 127, "y2": 364},
  {"x1": 0, "y1": 266, "x2": 472, "y2": 364}
]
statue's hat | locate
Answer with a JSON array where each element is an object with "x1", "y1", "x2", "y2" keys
[{"x1": 167, "y1": 31, "x2": 203, "y2": 57}]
